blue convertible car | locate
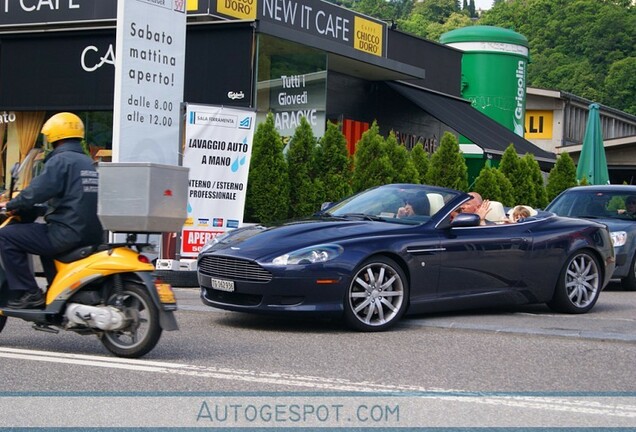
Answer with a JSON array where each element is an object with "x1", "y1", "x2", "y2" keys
[{"x1": 198, "y1": 184, "x2": 615, "y2": 331}]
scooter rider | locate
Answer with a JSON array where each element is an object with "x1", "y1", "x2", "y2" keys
[{"x1": 0, "y1": 112, "x2": 104, "y2": 309}]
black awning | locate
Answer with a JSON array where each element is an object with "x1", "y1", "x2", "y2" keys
[{"x1": 386, "y1": 81, "x2": 556, "y2": 163}]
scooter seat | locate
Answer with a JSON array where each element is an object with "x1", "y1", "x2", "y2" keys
[{"x1": 55, "y1": 244, "x2": 103, "y2": 263}]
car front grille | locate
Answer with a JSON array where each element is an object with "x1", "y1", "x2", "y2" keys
[{"x1": 198, "y1": 256, "x2": 272, "y2": 282}]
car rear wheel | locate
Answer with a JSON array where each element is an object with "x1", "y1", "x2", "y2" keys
[
  {"x1": 620, "y1": 254, "x2": 636, "y2": 291},
  {"x1": 344, "y1": 256, "x2": 408, "y2": 332},
  {"x1": 547, "y1": 250, "x2": 601, "y2": 314}
]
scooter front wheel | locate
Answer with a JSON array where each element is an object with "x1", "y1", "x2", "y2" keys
[
  {"x1": 100, "y1": 283, "x2": 162, "y2": 358},
  {"x1": 0, "y1": 315, "x2": 6, "y2": 334}
]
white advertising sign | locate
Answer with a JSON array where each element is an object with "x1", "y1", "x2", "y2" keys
[
  {"x1": 180, "y1": 104, "x2": 256, "y2": 257},
  {"x1": 112, "y1": 0, "x2": 186, "y2": 164}
]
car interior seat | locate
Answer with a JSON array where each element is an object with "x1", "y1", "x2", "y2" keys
[
  {"x1": 485, "y1": 201, "x2": 507, "y2": 223},
  {"x1": 427, "y1": 193, "x2": 445, "y2": 216}
]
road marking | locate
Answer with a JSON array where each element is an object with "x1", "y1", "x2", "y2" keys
[{"x1": 1, "y1": 347, "x2": 635, "y2": 419}]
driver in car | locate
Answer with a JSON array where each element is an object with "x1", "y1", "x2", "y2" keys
[
  {"x1": 397, "y1": 192, "x2": 430, "y2": 217},
  {"x1": 618, "y1": 196, "x2": 636, "y2": 218}
]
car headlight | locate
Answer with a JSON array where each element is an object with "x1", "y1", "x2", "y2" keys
[
  {"x1": 610, "y1": 231, "x2": 627, "y2": 247},
  {"x1": 272, "y1": 244, "x2": 343, "y2": 266}
]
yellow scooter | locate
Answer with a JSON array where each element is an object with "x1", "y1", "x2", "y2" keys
[{"x1": 0, "y1": 150, "x2": 178, "y2": 358}]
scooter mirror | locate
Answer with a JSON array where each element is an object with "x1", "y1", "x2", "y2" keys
[{"x1": 10, "y1": 162, "x2": 19, "y2": 180}]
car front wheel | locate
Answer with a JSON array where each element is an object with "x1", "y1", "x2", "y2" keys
[
  {"x1": 620, "y1": 254, "x2": 636, "y2": 291},
  {"x1": 344, "y1": 256, "x2": 408, "y2": 332},
  {"x1": 547, "y1": 250, "x2": 601, "y2": 314}
]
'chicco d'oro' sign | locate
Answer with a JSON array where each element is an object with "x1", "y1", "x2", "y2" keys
[{"x1": 353, "y1": 16, "x2": 383, "y2": 56}]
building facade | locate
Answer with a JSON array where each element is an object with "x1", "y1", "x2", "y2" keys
[
  {"x1": 0, "y1": 0, "x2": 553, "y2": 189},
  {"x1": 526, "y1": 87, "x2": 636, "y2": 184}
]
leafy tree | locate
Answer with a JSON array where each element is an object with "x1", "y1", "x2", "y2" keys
[
  {"x1": 523, "y1": 153, "x2": 549, "y2": 208},
  {"x1": 313, "y1": 121, "x2": 353, "y2": 207},
  {"x1": 352, "y1": 121, "x2": 393, "y2": 192},
  {"x1": 385, "y1": 131, "x2": 420, "y2": 183},
  {"x1": 603, "y1": 57, "x2": 636, "y2": 116},
  {"x1": 351, "y1": 0, "x2": 412, "y2": 21},
  {"x1": 546, "y1": 152, "x2": 578, "y2": 201},
  {"x1": 481, "y1": 0, "x2": 636, "y2": 113},
  {"x1": 426, "y1": 131, "x2": 468, "y2": 191},
  {"x1": 286, "y1": 116, "x2": 317, "y2": 218},
  {"x1": 410, "y1": 142, "x2": 431, "y2": 184},
  {"x1": 245, "y1": 113, "x2": 289, "y2": 224},
  {"x1": 426, "y1": 12, "x2": 474, "y2": 41}
]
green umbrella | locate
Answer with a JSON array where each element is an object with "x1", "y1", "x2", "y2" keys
[{"x1": 576, "y1": 103, "x2": 609, "y2": 185}]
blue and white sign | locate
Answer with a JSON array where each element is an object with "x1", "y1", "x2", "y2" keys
[{"x1": 180, "y1": 103, "x2": 256, "y2": 257}]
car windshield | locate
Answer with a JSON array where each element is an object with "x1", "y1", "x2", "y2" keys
[
  {"x1": 323, "y1": 184, "x2": 460, "y2": 224},
  {"x1": 547, "y1": 189, "x2": 636, "y2": 220}
]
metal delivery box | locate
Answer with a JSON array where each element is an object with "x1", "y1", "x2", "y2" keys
[{"x1": 98, "y1": 162, "x2": 189, "y2": 233}]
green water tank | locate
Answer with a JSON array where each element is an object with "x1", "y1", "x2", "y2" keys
[{"x1": 440, "y1": 26, "x2": 529, "y2": 137}]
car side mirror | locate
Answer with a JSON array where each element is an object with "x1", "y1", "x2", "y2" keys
[
  {"x1": 320, "y1": 202, "x2": 333, "y2": 211},
  {"x1": 450, "y1": 213, "x2": 481, "y2": 227}
]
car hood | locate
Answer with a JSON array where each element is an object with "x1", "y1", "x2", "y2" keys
[
  {"x1": 202, "y1": 219, "x2": 412, "y2": 260},
  {"x1": 590, "y1": 217, "x2": 636, "y2": 231}
]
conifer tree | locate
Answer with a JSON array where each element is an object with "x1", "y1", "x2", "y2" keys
[
  {"x1": 313, "y1": 121, "x2": 352, "y2": 208},
  {"x1": 385, "y1": 131, "x2": 420, "y2": 183},
  {"x1": 410, "y1": 142, "x2": 431, "y2": 184},
  {"x1": 546, "y1": 152, "x2": 578, "y2": 201},
  {"x1": 473, "y1": 166, "x2": 515, "y2": 205},
  {"x1": 245, "y1": 112, "x2": 289, "y2": 224},
  {"x1": 499, "y1": 144, "x2": 534, "y2": 205},
  {"x1": 426, "y1": 131, "x2": 468, "y2": 191},
  {"x1": 522, "y1": 153, "x2": 549, "y2": 208},
  {"x1": 493, "y1": 168, "x2": 516, "y2": 207},
  {"x1": 351, "y1": 121, "x2": 393, "y2": 192},
  {"x1": 286, "y1": 116, "x2": 317, "y2": 218}
]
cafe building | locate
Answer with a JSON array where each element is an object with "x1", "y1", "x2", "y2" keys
[{"x1": 0, "y1": 0, "x2": 554, "y2": 189}]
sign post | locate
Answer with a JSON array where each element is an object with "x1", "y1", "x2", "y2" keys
[{"x1": 112, "y1": 0, "x2": 187, "y2": 165}]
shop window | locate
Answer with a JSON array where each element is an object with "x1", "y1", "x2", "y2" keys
[{"x1": 256, "y1": 35, "x2": 327, "y2": 140}]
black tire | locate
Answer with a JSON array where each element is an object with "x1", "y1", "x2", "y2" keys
[
  {"x1": 100, "y1": 283, "x2": 162, "y2": 358},
  {"x1": 0, "y1": 315, "x2": 6, "y2": 334},
  {"x1": 344, "y1": 256, "x2": 409, "y2": 332},
  {"x1": 154, "y1": 270, "x2": 199, "y2": 287},
  {"x1": 620, "y1": 254, "x2": 636, "y2": 291},
  {"x1": 547, "y1": 250, "x2": 602, "y2": 314}
]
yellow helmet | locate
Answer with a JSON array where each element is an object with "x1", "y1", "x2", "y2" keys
[{"x1": 41, "y1": 112, "x2": 85, "y2": 145}]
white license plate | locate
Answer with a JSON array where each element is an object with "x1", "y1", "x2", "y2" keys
[{"x1": 210, "y1": 277, "x2": 235, "y2": 292}]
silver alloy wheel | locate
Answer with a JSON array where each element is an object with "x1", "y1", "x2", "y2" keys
[
  {"x1": 348, "y1": 260, "x2": 405, "y2": 328},
  {"x1": 565, "y1": 252, "x2": 600, "y2": 308}
]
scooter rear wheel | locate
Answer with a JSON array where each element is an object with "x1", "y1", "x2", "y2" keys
[
  {"x1": 100, "y1": 283, "x2": 162, "y2": 358},
  {"x1": 0, "y1": 315, "x2": 6, "y2": 334}
]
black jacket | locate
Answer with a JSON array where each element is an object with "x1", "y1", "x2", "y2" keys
[{"x1": 7, "y1": 140, "x2": 104, "y2": 252}]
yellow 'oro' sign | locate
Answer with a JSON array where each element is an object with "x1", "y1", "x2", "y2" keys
[
  {"x1": 217, "y1": 0, "x2": 257, "y2": 20},
  {"x1": 354, "y1": 16, "x2": 383, "y2": 57}
]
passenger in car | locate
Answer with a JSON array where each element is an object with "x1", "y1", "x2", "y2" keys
[{"x1": 509, "y1": 205, "x2": 532, "y2": 223}]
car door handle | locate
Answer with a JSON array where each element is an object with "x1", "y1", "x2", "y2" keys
[{"x1": 510, "y1": 237, "x2": 529, "y2": 244}]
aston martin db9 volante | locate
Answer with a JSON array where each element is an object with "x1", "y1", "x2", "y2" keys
[
  {"x1": 546, "y1": 184, "x2": 636, "y2": 290},
  {"x1": 198, "y1": 184, "x2": 615, "y2": 331}
]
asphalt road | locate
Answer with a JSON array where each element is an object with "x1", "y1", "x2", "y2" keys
[{"x1": 0, "y1": 283, "x2": 635, "y2": 429}]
